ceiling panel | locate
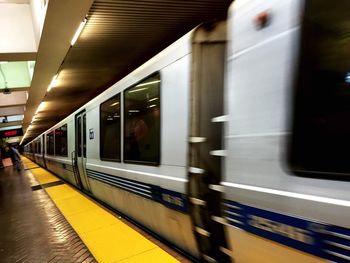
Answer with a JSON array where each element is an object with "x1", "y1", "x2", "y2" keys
[
  {"x1": 0, "y1": 61, "x2": 34, "y2": 89},
  {"x1": 0, "y1": 91, "x2": 27, "y2": 107},
  {"x1": 0, "y1": 105, "x2": 24, "y2": 116}
]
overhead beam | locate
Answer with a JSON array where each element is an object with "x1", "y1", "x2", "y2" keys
[
  {"x1": 0, "y1": 52, "x2": 36, "y2": 61},
  {"x1": 23, "y1": 0, "x2": 95, "y2": 133},
  {"x1": 0, "y1": 87, "x2": 30, "y2": 92},
  {"x1": 0, "y1": 120, "x2": 22, "y2": 128}
]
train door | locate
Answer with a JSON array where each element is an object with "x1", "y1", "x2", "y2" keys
[
  {"x1": 42, "y1": 135, "x2": 47, "y2": 168},
  {"x1": 187, "y1": 21, "x2": 230, "y2": 262},
  {"x1": 74, "y1": 110, "x2": 90, "y2": 192}
]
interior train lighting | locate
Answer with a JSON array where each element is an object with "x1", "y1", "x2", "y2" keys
[
  {"x1": 128, "y1": 87, "x2": 148, "y2": 93},
  {"x1": 135, "y1": 80, "x2": 160, "y2": 87},
  {"x1": 345, "y1": 72, "x2": 350, "y2": 83},
  {"x1": 110, "y1": 102, "x2": 119, "y2": 107},
  {"x1": 71, "y1": 18, "x2": 87, "y2": 46},
  {"x1": 148, "y1": 97, "x2": 158, "y2": 102}
]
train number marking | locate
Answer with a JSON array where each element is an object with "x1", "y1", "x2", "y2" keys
[{"x1": 248, "y1": 215, "x2": 314, "y2": 245}]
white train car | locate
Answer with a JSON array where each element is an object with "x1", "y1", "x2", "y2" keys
[
  {"x1": 24, "y1": 21, "x2": 229, "y2": 261},
  {"x1": 221, "y1": 0, "x2": 350, "y2": 263},
  {"x1": 24, "y1": 0, "x2": 350, "y2": 262}
]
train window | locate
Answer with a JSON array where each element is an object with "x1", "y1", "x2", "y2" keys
[
  {"x1": 37, "y1": 140, "x2": 41, "y2": 154},
  {"x1": 55, "y1": 125, "x2": 68, "y2": 157},
  {"x1": 46, "y1": 131, "x2": 55, "y2": 155},
  {"x1": 83, "y1": 115, "x2": 86, "y2": 158},
  {"x1": 124, "y1": 73, "x2": 160, "y2": 165},
  {"x1": 289, "y1": 0, "x2": 350, "y2": 178},
  {"x1": 100, "y1": 94, "x2": 121, "y2": 161}
]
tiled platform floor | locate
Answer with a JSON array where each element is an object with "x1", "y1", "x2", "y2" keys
[
  {"x1": 13, "y1": 157, "x2": 191, "y2": 263},
  {"x1": 0, "y1": 163, "x2": 96, "y2": 262}
]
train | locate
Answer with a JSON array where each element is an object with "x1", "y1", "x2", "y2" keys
[{"x1": 24, "y1": 0, "x2": 350, "y2": 262}]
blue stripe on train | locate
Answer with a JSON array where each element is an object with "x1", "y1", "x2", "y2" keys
[
  {"x1": 224, "y1": 200, "x2": 350, "y2": 262},
  {"x1": 85, "y1": 169, "x2": 188, "y2": 213}
]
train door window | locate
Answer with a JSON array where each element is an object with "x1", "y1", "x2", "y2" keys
[
  {"x1": 47, "y1": 131, "x2": 55, "y2": 155},
  {"x1": 55, "y1": 129, "x2": 61, "y2": 156},
  {"x1": 55, "y1": 125, "x2": 68, "y2": 157},
  {"x1": 83, "y1": 115, "x2": 86, "y2": 158},
  {"x1": 61, "y1": 125, "x2": 68, "y2": 156},
  {"x1": 77, "y1": 117, "x2": 82, "y2": 157},
  {"x1": 100, "y1": 94, "x2": 121, "y2": 161},
  {"x1": 38, "y1": 140, "x2": 41, "y2": 154},
  {"x1": 289, "y1": 0, "x2": 350, "y2": 178},
  {"x1": 123, "y1": 73, "x2": 160, "y2": 165}
]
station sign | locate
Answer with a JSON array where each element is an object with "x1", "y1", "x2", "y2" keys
[{"x1": 0, "y1": 128, "x2": 23, "y2": 138}]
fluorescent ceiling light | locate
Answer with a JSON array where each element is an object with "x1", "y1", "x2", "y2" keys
[
  {"x1": 71, "y1": 18, "x2": 87, "y2": 46},
  {"x1": 35, "y1": 101, "x2": 46, "y2": 114},
  {"x1": 148, "y1": 104, "x2": 157, "y2": 108},
  {"x1": 20, "y1": 135, "x2": 25, "y2": 145},
  {"x1": 47, "y1": 74, "x2": 58, "y2": 92}
]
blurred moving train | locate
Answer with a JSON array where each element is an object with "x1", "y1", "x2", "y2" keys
[{"x1": 24, "y1": 0, "x2": 350, "y2": 262}]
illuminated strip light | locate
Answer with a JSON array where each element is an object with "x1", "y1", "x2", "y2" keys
[
  {"x1": 87, "y1": 163, "x2": 187, "y2": 183},
  {"x1": 35, "y1": 101, "x2": 46, "y2": 114},
  {"x1": 110, "y1": 102, "x2": 119, "y2": 107},
  {"x1": 222, "y1": 182, "x2": 350, "y2": 208},
  {"x1": 47, "y1": 74, "x2": 58, "y2": 92},
  {"x1": 135, "y1": 80, "x2": 160, "y2": 88},
  {"x1": 128, "y1": 87, "x2": 148, "y2": 93},
  {"x1": 148, "y1": 97, "x2": 158, "y2": 102},
  {"x1": 20, "y1": 135, "x2": 26, "y2": 145},
  {"x1": 71, "y1": 18, "x2": 87, "y2": 46},
  {"x1": 20, "y1": 125, "x2": 31, "y2": 145}
]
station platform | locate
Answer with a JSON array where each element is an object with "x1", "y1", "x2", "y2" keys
[{"x1": 0, "y1": 156, "x2": 190, "y2": 263}]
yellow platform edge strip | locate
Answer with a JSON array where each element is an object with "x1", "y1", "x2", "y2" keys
[{"x1": 22, "y1": 157, "x2": 179, "y2": 263}]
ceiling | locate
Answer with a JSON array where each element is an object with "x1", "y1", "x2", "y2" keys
[{"x1": 20, "y1": 0, "x2": 232, "y2": 144}]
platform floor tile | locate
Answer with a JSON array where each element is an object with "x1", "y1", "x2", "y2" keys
[
  {"x1": 31, "y1": 168, "x2": 60, "y2": 184},
  {"x1": 119, "y1": 247, "x2": 180, "y2": 263},
  {"x1": 0, "y1": 159, "x2": 97, "y2": 263},
  {"x1": 24, "y1": 158, "x2": 181, "y2": 263}
]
